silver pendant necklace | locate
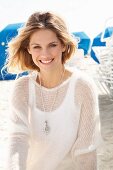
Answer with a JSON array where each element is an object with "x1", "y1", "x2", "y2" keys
[
  {"x1": 44, "y1": 120, "x2": 50, "y2": 134},
  {"x1": 39, "y1": 68, "x2": 65, "y2": 135}
]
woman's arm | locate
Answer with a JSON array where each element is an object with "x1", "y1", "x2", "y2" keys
[
  {"x1": 6, "y1": 77, "x2": 30, "y2": 170},
  {"x1": 71, "y1": 76, "x2": 102, "y2": 170},
  {"x1": 74, "y1": 151, "x2": 97, "y2": 169},
  {"x1": 7, "y1": 128, "x2": 29, "y2": 170}
]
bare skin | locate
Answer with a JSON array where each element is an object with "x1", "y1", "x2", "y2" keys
[{"x1": 28, "y1": 29, "x2": 72, "y2": 88}]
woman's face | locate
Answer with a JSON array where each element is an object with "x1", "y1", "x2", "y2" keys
[{"x1": 28, "y1": 29, "x2": 65, "y2": 72}]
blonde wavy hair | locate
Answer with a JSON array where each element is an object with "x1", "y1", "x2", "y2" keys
[{"x1": 6, "y1": 11, "x2": 77, "y2": 73}]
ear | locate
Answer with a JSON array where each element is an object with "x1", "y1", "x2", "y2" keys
[
  {"x1": 62, "y1": 44, "x2": 66, "y2": 52},
  {"x1": 27, "y1": 47, "x2": 32, "y2": 54}
]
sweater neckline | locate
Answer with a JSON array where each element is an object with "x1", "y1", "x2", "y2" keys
[
  {"x1": 29, "y1": 70, "x2": 76, "y2": 92},
  {"x1": 30, "y1": 70, "x2": 77, "y2": 114}
]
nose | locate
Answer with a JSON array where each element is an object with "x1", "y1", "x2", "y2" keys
[{"x1": 40, "y1": 48, "x2": 50, "y2": 58}]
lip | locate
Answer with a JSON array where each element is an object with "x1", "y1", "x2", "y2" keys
[{"x1": 39, "y1": 58, "x2": 54, "y2": 64}]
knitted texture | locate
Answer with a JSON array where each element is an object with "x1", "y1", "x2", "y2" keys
[{"x1": 6, "y1": 69, "x2": 102, "y2": 170}]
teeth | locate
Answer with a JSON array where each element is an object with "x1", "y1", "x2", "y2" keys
[{"x1": 41, "y1": 59, "x2": 53, "y2": 64}]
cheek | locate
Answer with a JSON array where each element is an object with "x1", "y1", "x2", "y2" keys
[
  {"x1": 31, "y1": 57, "x2": 40, "y2": 68},
  {"x1": 31, "y1": 51, "x2": 40, "y2": 60},
  {"x1": 31, "y1": 55, "x2": 39, "y2": 65},
  {"x1": 52, "y1": 48, "x2": 63, "y2": 57}
]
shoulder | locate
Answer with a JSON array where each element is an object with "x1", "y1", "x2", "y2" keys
[
  {"x1": 71, "y1": 68, "x2": 98, "y2": 101},
  {"x1": 10, "y1": 75, "x2": 30, "y2": 103},
  {"x1": 73, "y1": 68, "x2": 97, "y2": 92},
  {"x1": 11, "y1": 74, "x2": 31, "y2": 94},
  {"x1": 13, "y1": 75, "x2": 29, "y2": 87}
]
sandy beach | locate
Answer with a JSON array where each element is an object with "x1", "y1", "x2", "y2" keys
[
  {"x1": 0, "y1": 57, "x2": 113, "y2": 170},
  {"x1": 97, "y1": 94, "x2": 113, "y2": 170}
]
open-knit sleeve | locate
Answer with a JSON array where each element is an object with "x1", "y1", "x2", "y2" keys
[
  {"x1": 71, "y1": 74, "x2": 103, "y2": 169},
  {"x1": 6, "y1": 76, "x2": 30, "y2": 170}
]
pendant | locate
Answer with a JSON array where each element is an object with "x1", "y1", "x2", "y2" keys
[{"x1": 44, "y1": 120, "x2": 50, "y2": 134}]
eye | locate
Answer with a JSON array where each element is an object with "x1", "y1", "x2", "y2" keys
[
  {"x1": 49, "y1": 44, "x2": 57, "y2": 47},
  {"x1": 33, "y1": 46, "x2": 41, "y2": 49}
]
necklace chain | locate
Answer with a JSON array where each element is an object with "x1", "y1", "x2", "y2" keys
[{"x1": 39, "y1": 68, "x2": 65, "y2": 134}]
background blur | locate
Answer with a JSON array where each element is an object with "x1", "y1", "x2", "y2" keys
[{"x1": 0, "y1": 0, "x2": 113, "y2": 40}]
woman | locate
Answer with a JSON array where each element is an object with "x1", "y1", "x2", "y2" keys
[{"x1": 6, "y1": 11, "x2": 102, "y2": 170}]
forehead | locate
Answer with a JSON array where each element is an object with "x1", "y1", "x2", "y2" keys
[{"x1": 29, "y1": 29, "x2": 59, "y2": 43}]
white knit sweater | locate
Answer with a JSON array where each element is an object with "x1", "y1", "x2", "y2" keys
[{"x1": 6, "y1": 68, "x2": 102, "y2": 170}]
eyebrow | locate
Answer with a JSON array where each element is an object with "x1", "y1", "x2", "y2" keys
[{"x1": 30, "y1": 41, "x2": 59, "y2": 46}]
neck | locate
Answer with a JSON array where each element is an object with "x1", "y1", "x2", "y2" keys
[{"x1": 38, "y1": 66, "x2": 65, "y2": 88}]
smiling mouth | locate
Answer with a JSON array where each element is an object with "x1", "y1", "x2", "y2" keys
[{"x1": 40, "y1": 59, "x2": 54, "y2": 64}]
